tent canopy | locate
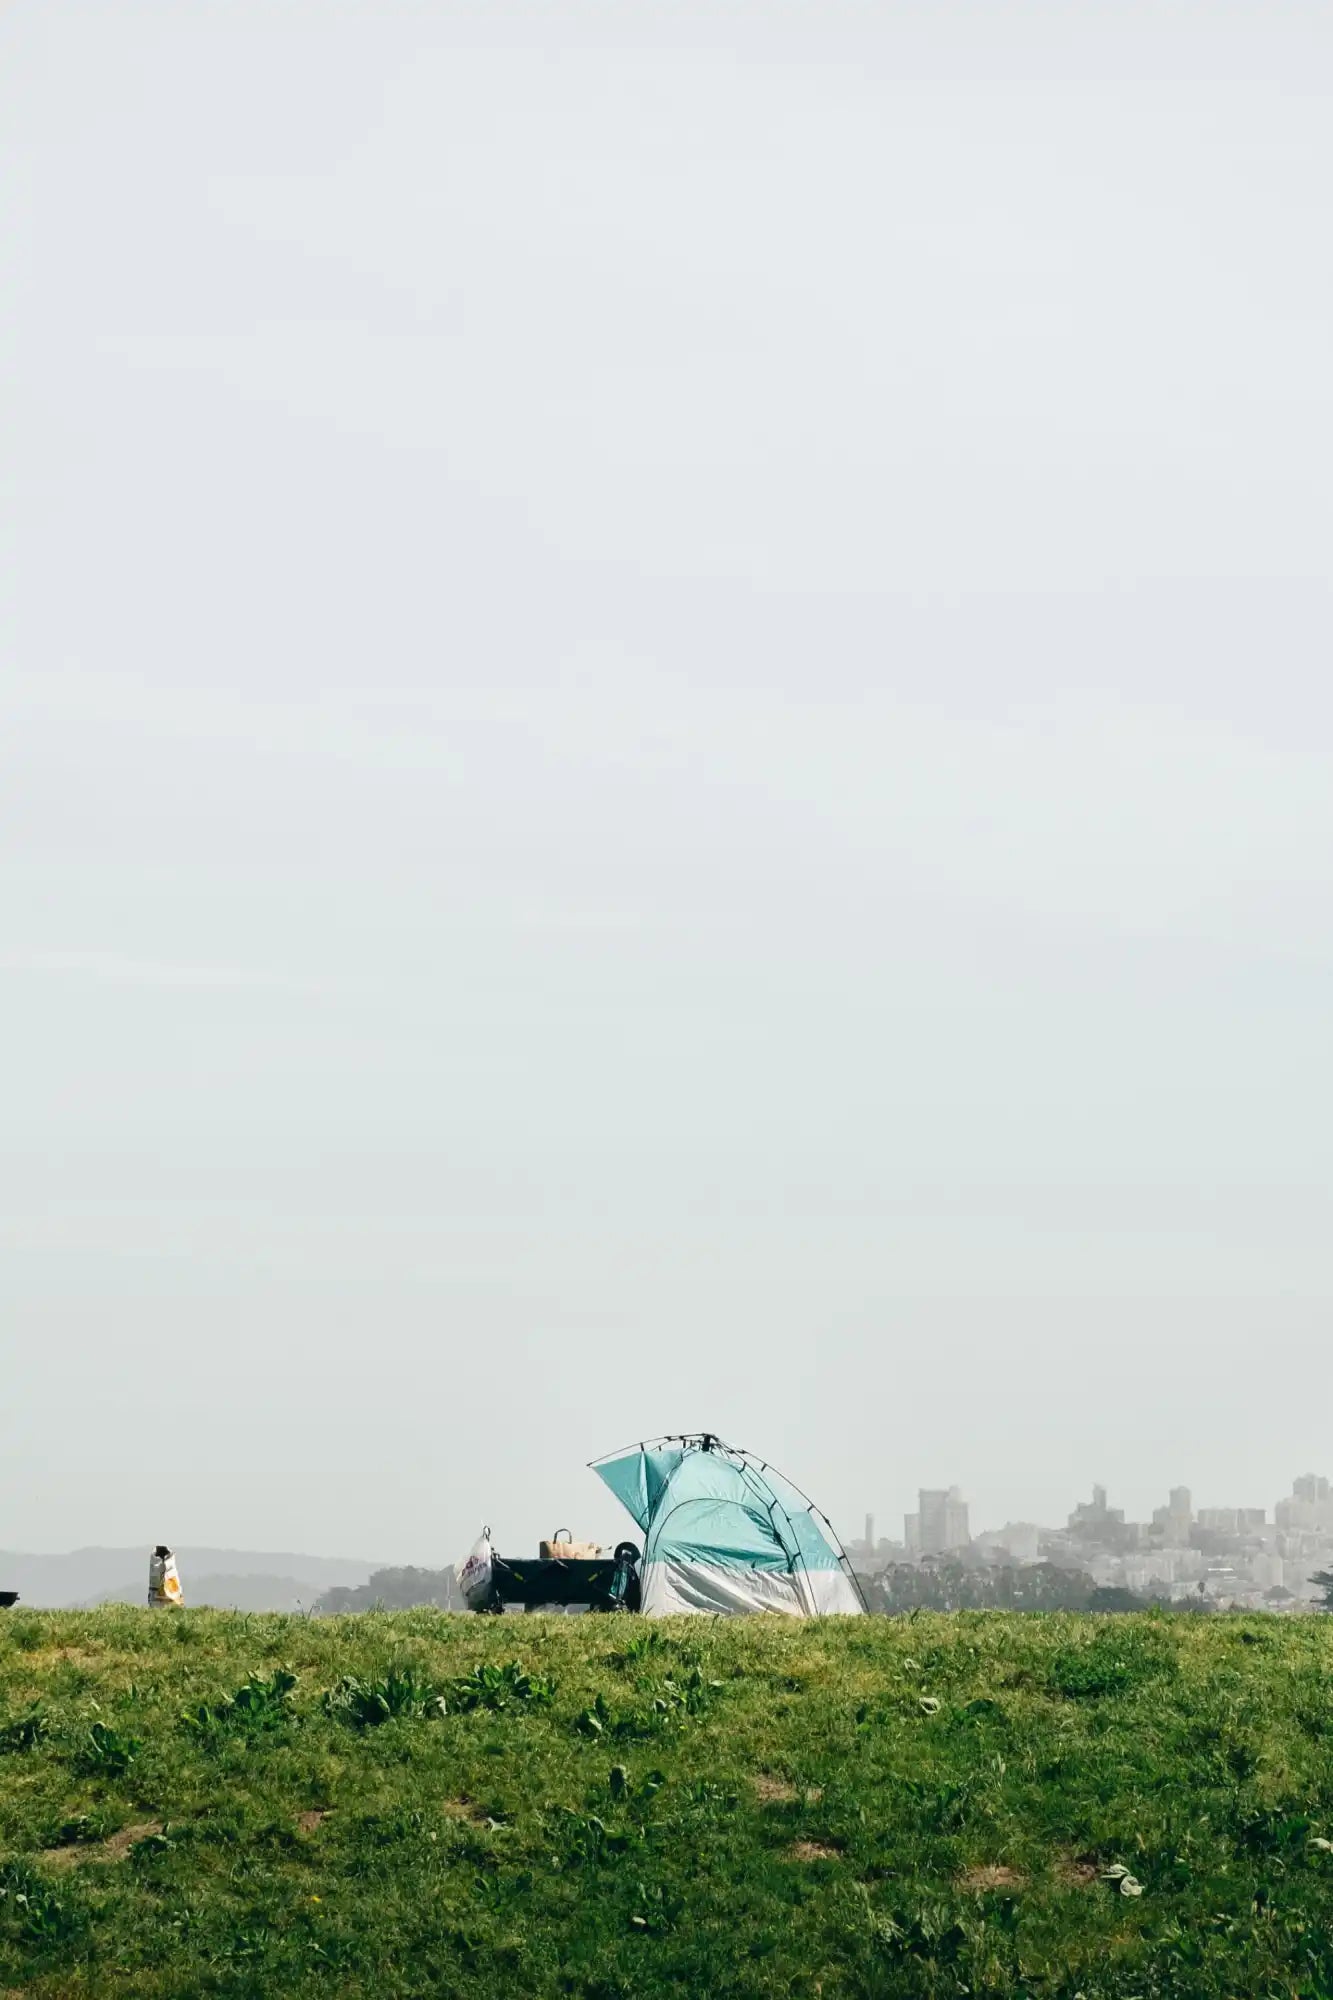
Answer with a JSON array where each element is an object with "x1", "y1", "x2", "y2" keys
[{"x1": 591, "y1": 1433, "x2": 865, "y2": 1618}]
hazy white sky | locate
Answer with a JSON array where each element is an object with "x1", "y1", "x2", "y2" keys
[{"x1": 3, "y1": 3, "x2": 1331, "y2": 1563}]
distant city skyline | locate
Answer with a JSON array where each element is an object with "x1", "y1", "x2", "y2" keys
[{"x1": 845, "y1": 1471, "x2": 1333, "y2": 1611}]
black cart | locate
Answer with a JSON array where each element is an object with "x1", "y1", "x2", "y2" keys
[{"x1": 475, "y1": 1543, "x2": 640, "y2": 1614}]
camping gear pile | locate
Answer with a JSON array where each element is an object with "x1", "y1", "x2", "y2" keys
[
  {"x1": 460, "y1": 1528, "x2": 640, "y2": 1614},
  {"x1": 462, "y1": 1433, "x2": 864, "y2": 1619}
]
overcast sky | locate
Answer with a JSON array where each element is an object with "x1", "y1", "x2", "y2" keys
[{"x1": 3, "y1": 3, "x2": 1331, "y2": 1565}]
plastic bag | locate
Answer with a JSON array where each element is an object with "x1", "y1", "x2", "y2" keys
[
  {"x1": 148, "y1": 1545, "x2": 184, "y2": 1608},
  {"x1": 458, "y1": 1527, "x2": 495, "y2": 1611}
]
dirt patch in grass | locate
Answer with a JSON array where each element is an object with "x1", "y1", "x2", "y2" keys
[
  {"x1": 41, "y1": 1821, "x2": 163, "y2": 1869},
  {"x1": 755, "y1": 1775, "x2": 823, "y2": 1804},
  {"x1": 441, "y1": 1797, "x2": 493, "y2": 1823},
  {"x1": 789, "y1": 1840, "x2": 841, "y2": 1862},
  {"x1": 296, "y1": 1810, "x2": 333, "y2": 1834},
  {"x1": 20, "y1": 1645, "x2": 106, "y2": 1672},
  {"x1": 103, "y1": 1821, "x2": 163, "y2": 1860},
  {"x1": 1058, "y1": 1855, "x2": 1100, "y2": 1888},
  {"x1": 959, "y1": 1863, "x2": 1026, "y2": 1892}
]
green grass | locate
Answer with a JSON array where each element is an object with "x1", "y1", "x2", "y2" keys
[{"x1": 3, "y1": 1609, "x2": 1333, "y2": 1997}]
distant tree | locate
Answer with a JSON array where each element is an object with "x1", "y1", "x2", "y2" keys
[
  {"x1": 1086, "y1": 1586, "x2": 1148, "y2": 1613},
  {"x1": 860, "y1": 1560, "x2": 1147, "y2": 1615},
  {"x1": 1154, "y1": 1591, "x2": 1214, "y2": 1615},
  {"x1": 1309, "y1": 1569, "x2": 1333, "y2": 1612},
  {"x1": 313, "y1": 1565, "x2": 460, "y2": 1615}
]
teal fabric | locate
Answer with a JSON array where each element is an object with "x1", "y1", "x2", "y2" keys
[
  {"x1": 783, "y1": 1509, "x2": 844, "y2": 1573},
  {"x1": 596, "y1": 1438, "x2": 848, "y2": 1577},
  {"x1": 644, "y1": 1451, "x2": 792, "y2": 1571},
  {"x1": 739, "y1": 1460, "x2": 844, "y2": 1572},
  {"x1": 592, "y1": 1451, "x2": 650, "y2": 1529},
  {"x1": 592, "y1": 1445, "x2": 684, "y2": 1532}
]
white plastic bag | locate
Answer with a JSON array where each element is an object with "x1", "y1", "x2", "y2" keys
[
  {"x1": 458, "y1": 1527, "x2": 494, "y2": 1611},
  {"x1": 148, "y1": 1545, "x2": 184, "y2": 1608}
]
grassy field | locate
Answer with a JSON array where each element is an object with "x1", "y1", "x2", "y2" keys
[{"x1": 3, "y1": 1609, "x2": 1333, "y2": 1997}]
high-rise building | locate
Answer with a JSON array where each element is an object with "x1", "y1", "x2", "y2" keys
[
  {"x1": 1068, "y1": 1485, "x2": 1125, "y2": 1536},
  {"x1": 917, "y1": 1491, "x2": 948, "y2": 1553},
  {"x1": 944, "y1": 1488, "x2": 970, "y2": 1549},
  {"x1": 917, "y1": 1487, "x2": 970, "y2": 1554},
  {"x1": 1152, "y1": 1486, "x2": 1193, "y2": 1543},
  {"x1": 1276, "y1": 1475, "x2": 1333, "y2": 1533}
]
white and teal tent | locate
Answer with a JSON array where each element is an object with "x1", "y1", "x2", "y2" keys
[{"x1": 590, "y1": 1434, "x2": 866, "y2": 1617}]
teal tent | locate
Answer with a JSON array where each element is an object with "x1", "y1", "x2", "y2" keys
[{"x1": 591, "y1": 1434, "x2": 865, "y2": 1617}]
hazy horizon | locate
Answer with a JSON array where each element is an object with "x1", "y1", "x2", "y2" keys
[
  {"x1": 7, "y1": 1451, "x2": 1332, "y2": 1567},
  {"x1": 4, "y1": 2, "x2": 1331, "y2": 1569}
]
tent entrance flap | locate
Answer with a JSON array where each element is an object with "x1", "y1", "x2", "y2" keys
[
  {"x1": 591, "y1": 1450, "x2": 651, "y2": 1531},
  {"x1": 591, "y1": 1444, "x2": 686, "y2": 1535}
]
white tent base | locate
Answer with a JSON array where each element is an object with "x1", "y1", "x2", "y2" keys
[{"x1": 640, "y1": 1559, "x2": 863, "y2": 1618}]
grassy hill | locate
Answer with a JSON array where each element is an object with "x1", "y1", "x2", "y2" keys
[{"x1": 3, "y1": 1609, "x2": 1333, "y2": 1998}]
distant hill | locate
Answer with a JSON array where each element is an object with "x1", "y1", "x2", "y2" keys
[
  {"x1": 0, "y1": 1547, "x2": 382, "y2": 1610},
  {"x1": 82, "y1": 1574, "x2": 333, "y2": 1613}
]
